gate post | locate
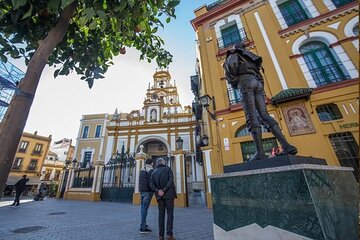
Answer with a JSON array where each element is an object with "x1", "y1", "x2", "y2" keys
[
  {"x1": 173, "y1": 151, "x2": 187, "y2": 208},
  {"x1": 90, "y1": 160, "x2": 105, "y2": 201},
  {"x1": 132, "y1": 145, "x2": 147, "y2": 205},
  {"x1": 63, "y1": 165, "x2": 75, "y2": 199}
]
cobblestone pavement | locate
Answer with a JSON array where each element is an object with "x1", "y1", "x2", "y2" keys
[{"x1": 0, "y1": 198, "x2": 214, "y2": 240}]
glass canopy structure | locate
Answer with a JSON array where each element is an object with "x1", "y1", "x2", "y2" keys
[{"x1": 0, "y1": 60, "x2": 25, "y2": 122}]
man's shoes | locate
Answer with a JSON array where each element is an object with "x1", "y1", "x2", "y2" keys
[
  {"x1": 166, "y1": 236, "x2": 176, "y2": 240},
  {"x1": 139, "y1": 226, "x2": 152, "y2": 233},
  {"x1": 12, "y1": 205, "x2": 19, "y2": 208}
]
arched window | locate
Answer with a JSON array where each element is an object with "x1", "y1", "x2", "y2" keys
[
  {"x1": 235, "y1": 125, "x2": 269, "y2": 137},
  {"x1": 299, "y1": 41, "x2": 349, "y2": 87}
]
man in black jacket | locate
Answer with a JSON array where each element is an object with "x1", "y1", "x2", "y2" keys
[
  {"x1": 139, "y1": 158, "x2": 155, "y2": 233},
  {"x1": 150, "y1": 158, "x2": 176, "y2": 240},
  {"x1": 10, "y1": 175, "x2": 29, "y2": 208}
]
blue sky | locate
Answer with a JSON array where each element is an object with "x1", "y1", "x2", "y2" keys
[{"x1": 19, "y1": 0, "x2": 215, "y2": 143}]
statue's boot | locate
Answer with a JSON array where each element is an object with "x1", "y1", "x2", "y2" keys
[
  {"x1": 249, "y1": 128, "x2": 268, "y2": 161},
  {"x1": 269, "y1": 125, "x2": 297, "y2": 155}
]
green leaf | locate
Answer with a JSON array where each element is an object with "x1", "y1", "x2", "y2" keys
[
  {"x1": 85, "y1": 8, "x2": 96, "y2": 19},
  {"x1": 54, "y1": 69, "x2": 60, "y2": 78},
  {"x1": 152, "y1": 27, "x2": 158, "y2": 33},
  {"x1": 128, "y1": 0, "x2": 135, "y2": 7},
  {"x1": 168, "y1": 0, "x2": 180, "y2": 8},
  {"x1": 86, "y1": 78, "x2": 94, "y2": 88},
  {"x1": 89, "y1": 20, "x2": 97, "y2": 30},
  {"x1": 61, "y1": 0, "x2": 75, "y2": 8},
  {"x1": 11, "y1": 0, "x2": 27, "y2": 10},
  {"x1": 21, "y1": 3, "x2": 33, "y2": 20},
  {"x1": 166, "y1": 17, "x2": 170, "y2": 23},
  {"x1": 96, "y1": 10, "x2": 106, "y2": 19},
  {"x1": 47, "y1": 0, "x2": 61, "y2": 12}
]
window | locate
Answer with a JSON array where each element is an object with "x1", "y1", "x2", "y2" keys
[
  {"x1": 278, "y1": 0, "x2": 309, "y2": 27},
  {"x1": 28, "y1": 159, "x2": 38, "y2": 171},
  {"x1": 95, "y1": 125, "x2": 101, "y2": 138},
  {"x1": 316, "y1": 104, "x2": 343, "y2": 122},
  {"x1": 329, "y1": 132, "x2": 359, "y2": 181},
  {"x1": 12, "y1": 158, "x2": 22, "y2": 170},
  {"x1": 82, "y1": 126, "x2": 89, "y2": 138},
  {"x1": 241, "y1": 138, "x2": 278, "y2": 162},
  {"x1": 227, "y1": 82, "x2": 243, "y2": 105},
  {"x1": 218, "y1": 24, "x2": 247, "y2": 49},
  {"x1": 33, "y1": 144, "x2": 43, "y2": 154},
  {"x1": 18, "y1": 141, "x2": 28, "y2": 153},
  {"x1": 300, "y1": 41, "x2": 349, "y2": 87},
  {"x1": 82, "y1": 151, "x2": 92, "y2": 168},
  {"x1": 236, "y1": 125, "x2": 269, "y2": 137},
  {"x1": 331, "y1": 0, "x2": 355, "y2": 8}
]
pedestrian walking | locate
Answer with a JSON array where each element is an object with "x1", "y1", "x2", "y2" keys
[
  {"x1": 139, "y1": 158, "x2": 155, "y2": 233},
  {"x1": 150, "y1": 158, "x2": 177, "y2": 240},
  {"x1": 10, "y1": 175, "x2": 29, "y2": 208}
]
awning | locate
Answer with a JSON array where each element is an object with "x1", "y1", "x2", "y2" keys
[
  {"x1": 271, "y1": 88, "x2": 313, "y2": 105},
  {"x1": 6, "y1": 176, "x2": 41, "y2": 186}
]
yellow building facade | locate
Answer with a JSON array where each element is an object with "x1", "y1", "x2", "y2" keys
[
  {"x1": 62, "y1": 71, "x2": 205, "y2": 207},
  {"x1": 191, "y1": 0, "x2": 359, "y2": 207},
  {"x1": 4, "y1": 131, "x2": 51, "y2": 197}
]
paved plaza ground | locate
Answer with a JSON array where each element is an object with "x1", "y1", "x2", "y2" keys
[{"x1": 0, "y1": 198, "x2": 214, "y2": 240}]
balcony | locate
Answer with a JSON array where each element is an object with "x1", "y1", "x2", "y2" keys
[
  {"x1": 32, "y1": 150, "x2": 42, "y2": 155},
  {"x1": 27, "y1": 166, "x2": 37, "y2": 172},
  {"x1": 18, "y1": 148, "x2": 27, "y2": 153},
  {"x1": 227, "y1": 85, "x2": 243, "y2": 105},
  {"x1": 217, "y1": 28, "x2": 247, "y2": 50},
  {"x1": 282, "y1": 8, "x2": 309, "y2": 27},
  {"x1": 308, "y1": 64, "x2": 349, "y2": 87},
  {"x1": 206, "y1": 0, "x2": 230, "y2": 11},
  {"x1": 11, "y1": 165, "x2": 22, "y2": 171}
]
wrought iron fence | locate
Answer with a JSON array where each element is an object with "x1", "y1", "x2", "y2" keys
[{"x1": 72, "y1": 167, "x2": 95, "y2": 188}]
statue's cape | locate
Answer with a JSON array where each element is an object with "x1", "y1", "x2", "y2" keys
[{"x1": 226, "y1": 47, "x2": 262, "y2": 65}]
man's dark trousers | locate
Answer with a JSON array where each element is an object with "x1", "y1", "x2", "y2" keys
[
  {"x1": 157, "y1": 198, "x2": 174, "y2": 237},
  {"x1": 13, "y1": 191, "x2": 23, "y2": 206}
]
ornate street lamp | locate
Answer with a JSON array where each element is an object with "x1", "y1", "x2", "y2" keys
[
  {"x1": 199, "y1": 94, "x2": 212, "y2": 108},
  {"x1": 199, "y1": 95, "x2": 216, "y2": 120},
  {"x1": 176, "y1": 137, "x2": 184, "y2": 150}
]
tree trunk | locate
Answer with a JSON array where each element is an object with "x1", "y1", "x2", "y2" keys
[{"x1": 0, "y1": 2, "x2": 77, "y2": 199}]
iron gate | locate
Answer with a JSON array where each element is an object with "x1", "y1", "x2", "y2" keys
[{"x1": 100, "y1": 153, "x2": 136, "y2": 202}]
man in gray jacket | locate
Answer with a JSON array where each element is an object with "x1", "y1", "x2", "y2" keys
[{"x1": 150, "y1": 158, "x2": 176, "y2": 240}]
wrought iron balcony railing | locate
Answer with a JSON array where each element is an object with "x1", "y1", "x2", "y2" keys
[
  {"x1": 309, "y1": 64, "x2": 349, "y2": 87},
  {"x1": 282, "y1": 8, "x2": 309, "y2": 27},
  {"x1": 206, "y1": 0, "x2": 230, "y2": 11},
  {"x1": 217, "y1": 28, "x2": 247, "y2": 50}
]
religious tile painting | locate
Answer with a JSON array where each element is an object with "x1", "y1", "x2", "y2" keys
[{"x1": 282, "y1": 103, "x2": 316, "y2": 136}]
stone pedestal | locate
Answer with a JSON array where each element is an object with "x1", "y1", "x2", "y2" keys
[{"x1": 209, "y1": 156, "x2": 358, "y2": 240}]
